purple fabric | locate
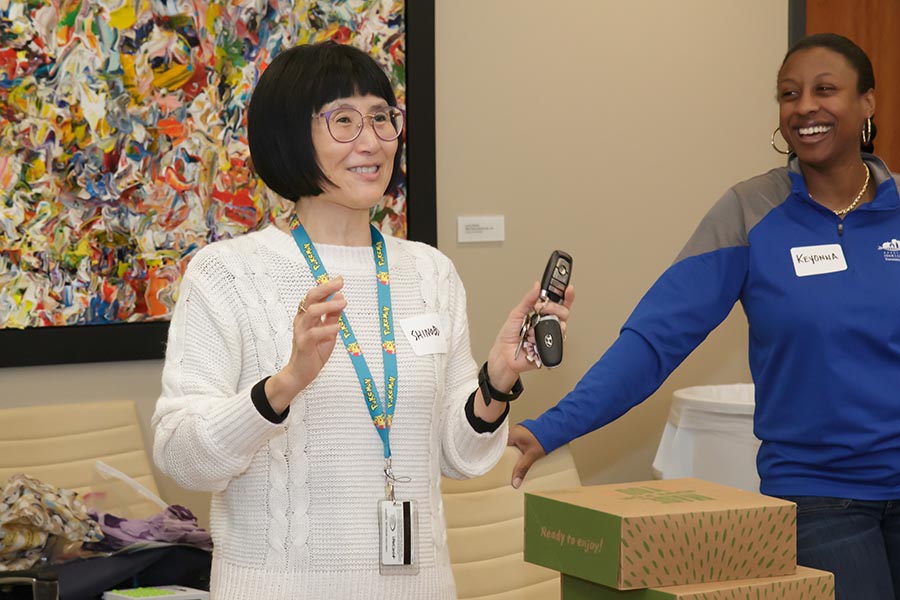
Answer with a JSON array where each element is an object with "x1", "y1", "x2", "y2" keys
[{"x1": 84, "y1": 505, "x2": 212, "y2": 553}]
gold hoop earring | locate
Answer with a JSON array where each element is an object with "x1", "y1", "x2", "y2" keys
[
  {"x1": 862, "y1": 117, "x2": 872, "y2": 146},
  {"x1": 771, "y1": 127, "x2": 791, "y2": 155}
]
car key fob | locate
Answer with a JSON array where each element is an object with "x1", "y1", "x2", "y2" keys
[
  {"x1": 539, "y1": 250, "x2": 573, "y2": 305},
  {"x1": 535, "y1": 251, "x2": 572, "y2": 368},
  {"x1": 534, "y1": 314, "x2": 563, "y2": 368}
]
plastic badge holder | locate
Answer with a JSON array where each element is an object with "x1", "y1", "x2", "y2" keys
[{"x1": 103, "y1": 585, "x2": 210, "y2": 599}]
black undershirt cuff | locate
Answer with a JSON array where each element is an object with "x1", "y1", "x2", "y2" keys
[
  {"x1": 251, "y1": 376, "x2": 290, "y2": 424},
  {"x1": 465, "y1": 389, "x2": 510, "y2": 434}
]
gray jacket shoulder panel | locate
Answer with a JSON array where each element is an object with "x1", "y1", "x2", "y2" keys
[
  {"x1": 675, "y1": 167, "x2": 791, "y2": 263},
  {"x1": 862, "y1": 153, "x2": 898, "y2": 189}
]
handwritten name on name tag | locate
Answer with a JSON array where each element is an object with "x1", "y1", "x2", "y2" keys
[
  {"x1": 790, "y1": 244, "x2": 848, "y2": 277},
  {"x1": 399, "y1": 314, "x2": 448, "y2": 355}
]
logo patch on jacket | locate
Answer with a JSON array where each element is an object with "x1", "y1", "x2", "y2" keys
[{"x1": 877, "y1": 239, "x2": 900, "y2": 262}]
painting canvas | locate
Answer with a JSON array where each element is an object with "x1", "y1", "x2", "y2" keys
[{"x1": 0, "y1": 0, "x2": 434, "y2": 366}]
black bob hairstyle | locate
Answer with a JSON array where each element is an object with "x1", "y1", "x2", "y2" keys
[
  {"x1": 247, "y1": 41, "x2": 404, "y2": 201},
  {"x1": 780, "y1": 33, "x2": 877, "y2": 152}
]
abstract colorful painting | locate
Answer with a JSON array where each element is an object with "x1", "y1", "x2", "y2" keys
[{"x1": 0, "y1": 0, "x2": 408, "y2": 339}]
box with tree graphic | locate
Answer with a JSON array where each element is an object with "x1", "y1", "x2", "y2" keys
[
  {"x1": 524, "y1": 478, "x2": 796, "y2": 590},
  {"x1": 560, "y1": 566, "x2": 833, "y2": 599}
]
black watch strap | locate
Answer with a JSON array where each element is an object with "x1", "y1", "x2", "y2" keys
[{"x1": 477, "y1": 362, "x2": 524, "y2": 406}]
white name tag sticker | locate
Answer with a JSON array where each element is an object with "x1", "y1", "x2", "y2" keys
[
  {"x1": 399, "y1": 314, "x2": 448, "y2": 355},
  {"x1": 790, "y1": 244, "x2": 848, "y2": 277}
]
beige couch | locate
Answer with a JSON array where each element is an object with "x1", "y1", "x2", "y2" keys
[
  {"x1": 0, "y1": 400, "x2": 162, "y2": 519},
  {"x1": 443, "y1": 445, "x2": 581, "y2": 599}
]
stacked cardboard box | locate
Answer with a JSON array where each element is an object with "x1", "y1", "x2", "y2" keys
[
  {"x1": 523, "y1": 478, "x2": 834, "y2": 599},
  {"x1": 559, "y1": 566, "x2": 833, "y2": 599}
]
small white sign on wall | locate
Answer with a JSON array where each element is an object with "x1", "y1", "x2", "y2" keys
[{"x1": 457, "y1": 215, "x2": 505, "y2": 243}]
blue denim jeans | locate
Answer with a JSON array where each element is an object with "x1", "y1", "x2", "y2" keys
[{"x1": 777, "y1": 496, "x2": 900, "y2": 600}]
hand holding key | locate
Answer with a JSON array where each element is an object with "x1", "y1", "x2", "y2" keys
[
  {"x1": 474, "y1": 253, "x2": 574, "y2": 423},
  {"x1": 515, "y1": 251, "x2": 573, "y2": 368}
]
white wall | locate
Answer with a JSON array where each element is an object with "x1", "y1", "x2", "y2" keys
[{"x1": 0, "y1": 0, "x2": 788, "y2": 528}]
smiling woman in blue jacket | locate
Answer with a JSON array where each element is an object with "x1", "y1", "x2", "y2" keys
[{"x1": 510, "y1": 33, "x2": 900, "y2": 600}]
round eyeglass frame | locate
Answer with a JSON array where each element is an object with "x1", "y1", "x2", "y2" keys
[{"x1": 317, "y1": 106, "x2": 406, "y2": 143}]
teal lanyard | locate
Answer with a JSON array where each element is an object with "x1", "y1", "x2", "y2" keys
[{"x1": 289, "y1": 215, "x2": 398, "y2": 459}]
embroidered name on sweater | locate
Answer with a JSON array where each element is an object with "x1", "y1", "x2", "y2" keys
[{"x1": 791, "y1": 244, "x2": 847, "y2": 277}]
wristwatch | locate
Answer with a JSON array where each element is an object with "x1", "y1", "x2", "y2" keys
[{"x1": 477, "y1": 362, "x2": 524, "y2": 406}]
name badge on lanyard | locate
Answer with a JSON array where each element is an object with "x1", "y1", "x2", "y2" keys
[
  {"x1": 790, "y1": 244, "x2": 848, "y2": 277},
  {"x1": 288, "y1": 215, "x2": 418, "y2": 575},
  {"x1": 378, "y1": 498, "x2": 418, "y2": 573}
]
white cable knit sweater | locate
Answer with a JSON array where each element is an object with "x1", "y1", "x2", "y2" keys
[{"x1": 152, "y1": 226, "x2": 508, "y2": 599}]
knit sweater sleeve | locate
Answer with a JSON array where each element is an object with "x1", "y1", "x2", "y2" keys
[
  {"x1": 152, "y1": 247, "x2": 286, "y2": 492},
  {"x1": 434, "y1": 257, "x2": 508, "y2": 480}
]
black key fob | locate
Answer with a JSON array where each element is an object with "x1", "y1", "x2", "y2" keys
[
  {"x1": 540, "y1": 251, "x2": 573, "y2": 304},
  {"x1": 534, "y1": 314, "x2": 563, "y2": 368},
  {"x1": 536, "y1": 251, "x2": 572, "y2": 368}
]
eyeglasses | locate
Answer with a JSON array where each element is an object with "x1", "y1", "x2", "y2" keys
[{"x1": 317, "y1": 106, "x2": 405, "y2": 143}]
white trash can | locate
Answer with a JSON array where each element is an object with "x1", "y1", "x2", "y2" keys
[{"x1": 651, "y1": 384, "x2": 761, "y2": 492}]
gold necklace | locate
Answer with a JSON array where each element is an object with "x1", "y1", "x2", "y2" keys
[{"x1": 810, "y1": 163, "x2": 870, "y2": 217}]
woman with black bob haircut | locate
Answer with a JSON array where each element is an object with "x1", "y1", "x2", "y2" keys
[
  {"x1": 153, "y1": 40, "x2": 574, "y2": 600},
  {"x1": 248, "y1": 41, "x2": 404, "y2": 201}
]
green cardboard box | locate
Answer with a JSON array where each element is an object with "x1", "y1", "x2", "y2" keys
[
  {"x1": 524, "y1": 478, "x2": 796, "y2": 590},
  {"x1": 560, "y1": 566, "x2": 833, "y2": 599}
]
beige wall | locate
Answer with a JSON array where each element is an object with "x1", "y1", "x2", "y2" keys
[
  {"x1": 0, "y1": 1, "x2": 787, "y2": 528},
  {"x1": 435, "y1": 0, "x2": 787, "y2": 485}
]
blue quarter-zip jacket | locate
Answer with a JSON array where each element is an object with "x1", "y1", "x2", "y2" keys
[{"x1": 523, "y1": 154, "x2": 900, "y2": 499}]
